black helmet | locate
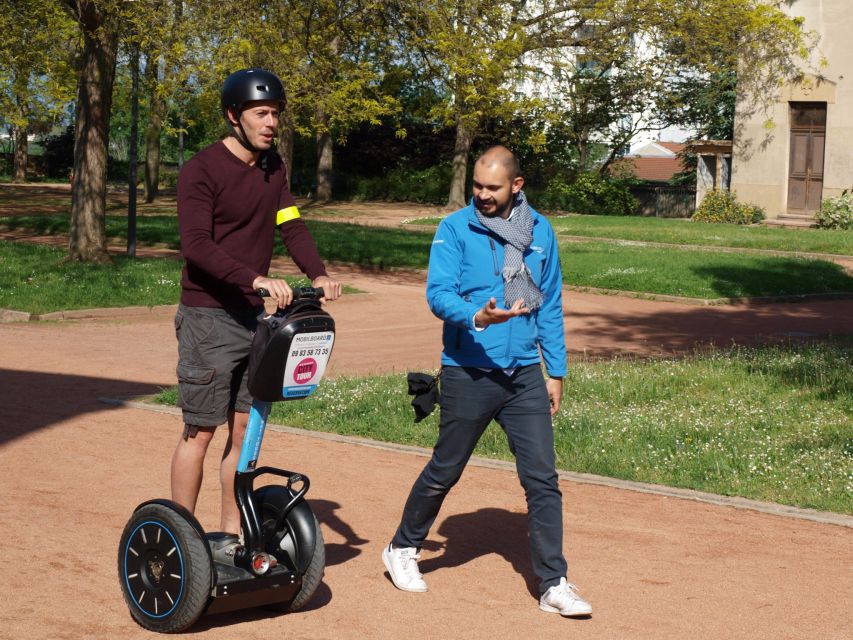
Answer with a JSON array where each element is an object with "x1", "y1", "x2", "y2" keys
[{"x1": 220, "y1": 68, "x2": 285, "y2": 122}]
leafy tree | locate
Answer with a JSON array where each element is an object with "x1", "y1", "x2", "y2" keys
[
  {"x1": 61, "y1": 0, "x2": 125, "y2": 262},
  {"x1": 0, "y1": 1, "x2": 76, "y2": 182},
  {"x1": 389, "y1": 0, "x2": 814, "y2": 207},
  {"x1": 139, "y1": 0, "x2": 189, "y2": 201},
  {"x1": 388, "y1": 0, "x2": 532, "y2": 207},
  {"x1": 60, "y1": 0, "x2": 189, "y2": 260},
  {"x1": 208, "y1": 0, "x2": 399, "y2": 202},
  {"x1": 663, "y1": 70, "x2": 737, "y2": 142},
  {"x1": 570, "y1": 0, "x2": 815, "y2": 168}
]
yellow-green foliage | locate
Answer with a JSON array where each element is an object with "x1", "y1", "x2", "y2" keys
[
  {"x1": 816, "y1": 191, "x2": 853, "y2": 230},
  {"x1": 693, "y1": 189, "x2": 765, "y2": 225}
]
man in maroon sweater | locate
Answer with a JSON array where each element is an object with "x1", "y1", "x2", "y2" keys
[{"x1": 172, "y1": 68, "x2": 341, "y2": 535}]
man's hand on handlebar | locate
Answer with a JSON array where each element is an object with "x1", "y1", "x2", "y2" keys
[
  {"x1": 253, "y1": 275, "x2": 293, "y2": 308},
  {"x1": 312, "y1": 275, "x2": 342, "y2": 302}
]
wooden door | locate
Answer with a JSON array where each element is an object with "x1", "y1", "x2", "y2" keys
[{"x1": 787, "y1": 103, "x2": 826, "y2": 212}]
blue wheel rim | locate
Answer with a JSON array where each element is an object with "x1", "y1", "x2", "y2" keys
[{"x1": 122, "y1": 520, "x2": 185, "y2": 618}]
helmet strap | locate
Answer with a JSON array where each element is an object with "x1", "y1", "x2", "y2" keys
[
  {"x1": 233, "y1": 119, "x2": 262, "y2": 154},
  {"x1": 226, "y1": 106, "x2": 265, "y2": 155}
]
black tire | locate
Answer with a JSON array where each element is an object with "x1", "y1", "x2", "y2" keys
[
  {"x1": 118, "y1": 503, "x2": 212, "y2": 632},
  {"x1": 255, "y1": 486, "x2": 325, "y2": 612}
]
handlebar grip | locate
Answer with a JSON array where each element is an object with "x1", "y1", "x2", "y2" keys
[{"x1": 256, "y1": 286, "x2": 324, "y2": 301}]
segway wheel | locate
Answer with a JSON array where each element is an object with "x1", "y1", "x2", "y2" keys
[
  {"x1": 255, "y1": 486, "x2": 326, "y2": 612},
  {"x1": 118, "y1": 503, "x2": 212, "y2": 632}
]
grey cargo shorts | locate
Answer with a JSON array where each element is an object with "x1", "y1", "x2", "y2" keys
[{"x1": 175, "y1": 303, "x2": 261, "y2": 433}]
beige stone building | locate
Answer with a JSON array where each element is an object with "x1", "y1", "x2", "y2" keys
[{"x1": 731, "y1": 0, "x2": 852, "y2": 225}]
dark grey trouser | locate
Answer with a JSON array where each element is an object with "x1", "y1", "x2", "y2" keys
[
  {"x1": 175, "y1": 304, "x2": 260, "y2": 429},
  {"x1": 391, "y1": 365, "x2": 568, "y2": 593}
]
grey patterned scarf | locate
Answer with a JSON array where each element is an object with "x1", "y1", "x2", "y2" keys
[{"x1": 475, "y1": 191, "x2": 543, "y2": 311}]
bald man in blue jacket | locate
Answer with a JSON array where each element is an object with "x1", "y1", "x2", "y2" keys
[{"x1": 382, "y1": 146, "x2": 592, "y2": 618}]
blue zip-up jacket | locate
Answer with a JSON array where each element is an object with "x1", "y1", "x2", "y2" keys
[{"x1": 426, "y1": 200, "x2": 567, "y2": 377}]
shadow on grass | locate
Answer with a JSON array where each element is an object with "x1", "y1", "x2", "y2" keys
[
  {"x1": 297, "y1": 220, "x2": 433, "y2": 270},
  {"x1": 692, "y1": 259, "x2": 853, "y2": 299},
  {"x1": 0, "y1": 213, "x2": 182, "y2": 248}
]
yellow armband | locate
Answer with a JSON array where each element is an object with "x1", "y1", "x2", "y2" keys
[{"x1": 275, "y1": 206, "x2": 301, "y2": 225}]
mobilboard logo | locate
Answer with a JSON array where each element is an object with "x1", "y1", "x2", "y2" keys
[{"x1": 294, "y1": 333, "x2": 333, "y2": 344}]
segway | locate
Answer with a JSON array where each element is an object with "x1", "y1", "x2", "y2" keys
[{"x1": 118, "y1": 288, "x2": 335, "y2": 632}]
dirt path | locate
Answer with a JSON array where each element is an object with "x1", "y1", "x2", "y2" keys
[
  {"x1": 1, "y1": 187, "x2": 851, "y2": 638},
  {"x1": 1, "y1": 262, "x2": 852, "y2": 639}
]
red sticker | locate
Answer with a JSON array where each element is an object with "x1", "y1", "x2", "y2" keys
[{"x1": 293, "y1": 358, "x2": 318, "y2": 384}]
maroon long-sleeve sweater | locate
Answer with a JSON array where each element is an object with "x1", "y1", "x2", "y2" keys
[{"x1": 177, "y1": 141, "x2": 327, "y2": 308}]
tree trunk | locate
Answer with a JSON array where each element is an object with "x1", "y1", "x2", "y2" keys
[
  {"x1": 315, "y1": 105, "x2": 333, "y2": 202},
  {"x1": 68, "y1": 1, "x2": 117, "y2": 263},
  {"x1": 315, "y1": 130, "x2": 333, "y2": 202},
  {"x1": 177, "y1": 113, "x2": 184, "y2": 169},
  {"x1": 447, "y1": 121, "x2": 473, "y2": 209},
  {"x1": 12, "y1": 122, "x2": 27, "y2": 183},
  {"x1": 313, "y1": 34, "x2": 337, "y2": 203},
  {"x1": 144, "y1": 57, "x2": 166, "y2": 203},
  {"x1": 576, "y1": 130, "x2": 588, "y2": 176},
  {"x1": 277, "y1": 123, "x2": 295, "y2": 191}
]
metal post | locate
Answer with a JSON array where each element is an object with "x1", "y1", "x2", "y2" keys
[{"x1": 127, "y1": 42, "x2": 139, "y2": 258}]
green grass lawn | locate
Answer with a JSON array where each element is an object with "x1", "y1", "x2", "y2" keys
[
  {"x1": 2, "y1": 183, "x2": 850, "y2": 256},
  {"x1": 2, "y1": 216, "x2": 850, "y2": 302},
  {"x1": 0, "y1": 213, "x2": 182, "y2": 247},
  {"x1": 301, "y1": 220, "x2": 432, "y2": 268},
  {"x1": 154, "y1": 339, "x2": 853, "y2": 514},
  {"x1": 0, "y1": 241, "x2": 331, "y2": 314},
  {"x1": 406, "y1": 214, "x2": 853, "y2": 255},
  {"x1": 549, "y1": 214, "x2": 853, "y2": 255},
  {"x1": 0, "y1": 241, "x2": 184, "y2": 313},
  {"x1": 562, "y1": 241, "x2": 853, "y2": 299},
  {"x1": 0, "y1": 214, "x2": 434, "y2": 267}
]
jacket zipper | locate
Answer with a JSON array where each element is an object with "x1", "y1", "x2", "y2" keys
[
  {"x1": 488, "y1": 237, "x2": 500, "y2": 276},
  {"x1": 488, "y1": 237, "x2": 512, "y2": 358}
]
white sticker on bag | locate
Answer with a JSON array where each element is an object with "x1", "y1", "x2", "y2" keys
[{"x1": 282, "y1": 331, "x2": 335, "y2": 398}]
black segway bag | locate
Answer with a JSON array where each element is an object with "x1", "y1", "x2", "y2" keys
[{"x1": 248, "y1": 288, "x2": 335, "y2": 402}]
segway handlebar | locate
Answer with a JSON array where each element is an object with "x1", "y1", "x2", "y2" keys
[{"x1": 256, "y1": 286, "x2": 325, "y2": 302}]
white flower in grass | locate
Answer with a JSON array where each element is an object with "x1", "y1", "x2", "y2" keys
[{"x1": 591, "y1": 266, "x2": 649, "y2": 279}]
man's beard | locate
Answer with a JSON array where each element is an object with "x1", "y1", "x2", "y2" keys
[{"x1": 476, "y1": 197, "x2": 511, "y2": 218}]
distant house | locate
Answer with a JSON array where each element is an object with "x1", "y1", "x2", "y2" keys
[
  {"x1": 731, "y1": 0, "x2": 851, "y2": 226},
  {"x1": 610, "y1": 141, "x2": 695, "y2": 217},
  {"x1": 612, "y1": 141, "x2": 687, "y2": 183}
]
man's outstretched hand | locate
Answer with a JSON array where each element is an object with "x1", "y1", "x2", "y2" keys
[{"x1": 473, "y1": 297, "x2": 529, "y2": 329}]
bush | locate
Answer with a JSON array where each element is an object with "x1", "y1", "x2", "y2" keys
[
  {"x1": 538, "y1": 173, "x2": 638, "y2": 216},
  {"x1": 159, "y1": 164, "x2": 179, "y2": 189},
  {"x1": 815, "y1": 190, "x2": 853, "y2": 230},
  {"x1": 693, "y1": 189, "x2": 765, "y2": 224},
  {"x1": 42, "y1": 126, "x2": 75, "y2": 179}
]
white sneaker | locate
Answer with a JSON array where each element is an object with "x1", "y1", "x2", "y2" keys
[
  {"x1": 382, "y1": 544, "x2": 428, "y2": 592},
  {"x1": 539, "y1": 578, "x2": 592, "y2": 617}
]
